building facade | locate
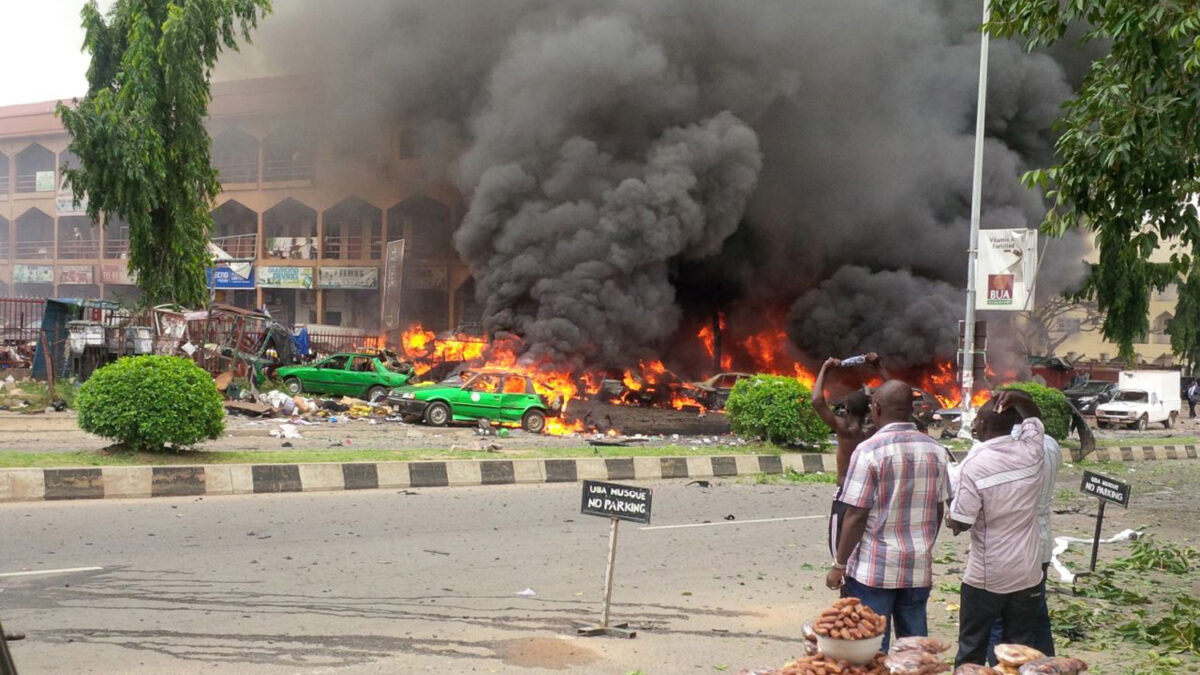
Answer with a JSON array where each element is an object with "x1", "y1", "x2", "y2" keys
[{"x1": 0, "y1": 76, "x2": 478, "y2": 336}]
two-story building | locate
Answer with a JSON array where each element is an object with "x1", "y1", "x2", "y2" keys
[{"x1": 0, "y1": 75, "x2": 478, "y2": 336}]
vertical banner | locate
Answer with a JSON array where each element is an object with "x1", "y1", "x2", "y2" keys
[
  {"x1": 975, "y1": 229, "x2": 1038, "y2": 311},
  {"x1": 382, "y1": 239, "x2": 406, "y2": 331}
]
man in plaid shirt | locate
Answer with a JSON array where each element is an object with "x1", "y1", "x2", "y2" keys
[{"x1": 825, "y1": 380, "x2": 949, "y2": 651}]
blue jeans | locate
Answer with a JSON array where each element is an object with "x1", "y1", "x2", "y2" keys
[
  {"x1": 842, "y1": 576, "x2": 931, "y2": 652},
  {"x1": 986, "y1": 565, "x2": 1054, "y2": 662}
]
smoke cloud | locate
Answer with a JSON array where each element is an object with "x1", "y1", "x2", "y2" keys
[{"x1": 220, "y1": 0, "x2": 1090, "y2": 370}]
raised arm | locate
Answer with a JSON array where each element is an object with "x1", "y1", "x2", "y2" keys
[
  {"x1": 811, "y1": 357, "x2": 844, "y2": 431},
  {"x1": 865, "y1": 352, "x2": 890, "y2": 381}
]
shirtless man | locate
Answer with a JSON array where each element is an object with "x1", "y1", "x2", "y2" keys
[{"x1": 812, "y1": 353, "x2": 886, "y2": 558}]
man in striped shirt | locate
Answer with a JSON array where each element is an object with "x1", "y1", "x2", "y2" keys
[{"x1": 825, "y1": 380, "x2": 949, "y2": 652}]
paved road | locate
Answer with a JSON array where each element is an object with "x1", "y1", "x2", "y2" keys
[{"x1": 0, "y1": 479, "x2": 846, "y2": 674}]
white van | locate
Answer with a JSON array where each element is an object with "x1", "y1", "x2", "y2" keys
[{"x1": 1094, "y1": 370, "x2": 1181, "y2": 430}]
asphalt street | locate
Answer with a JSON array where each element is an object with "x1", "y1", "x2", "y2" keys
[{"x1": 0, "y1": 479, "x2": 847, "y2": 674}]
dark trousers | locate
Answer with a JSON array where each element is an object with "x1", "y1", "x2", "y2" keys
[
  {"x1": 828, "y1": 498, "x2": 847, "y2": 560},
  {"x1": 955, "y1": 581, "x2": 1043, "y2": 666},
  {"x1": 1190, "y1": 399, "x2": 1196, "y2": 418},
  {"x1": 842, "y1": 576, "x2": 930, "y2": 653},
  {"x1": 986, "y1": 564, "x2": 1054, "y2": 662}
]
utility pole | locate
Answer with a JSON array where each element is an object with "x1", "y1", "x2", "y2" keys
[{"x1": 959, "y1": 0, "x2": 991, "y2": 437}]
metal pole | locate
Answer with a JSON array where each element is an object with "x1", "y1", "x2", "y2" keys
[
  {"x1": 600, "y1": 517, "x2": 620, "y2": 629},
  {"x1": 1089, "y1": 499, "x2": 1106, "y2": 572},
  {"x1": 959, "y1": 0, "x2": 991, "y2": 438}
]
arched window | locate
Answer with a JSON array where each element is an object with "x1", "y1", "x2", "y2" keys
[
  {"x1": 211, "y1": 128, "x2": 260, "y2": 184},
  {"x1": 387, "y1": 194, "x2": 452, "y2": 261},
  {"x1": 263, "y1": 128, "x2": 314, "y2": 182},
  {"x1": 211, "y1": 200, "x2": 258, "y2": 259},
  {"x1": 58, "y1": 215, "x2": 100, "y2": 259},
  {"x1": 0, "y1": 151, "x2": 9, "y2": 195},
  {"x1": 323, "y1": 197, "x2": 381, "y2": 260},
  {"x1": 0, "y1": 215, "x2": 9, "y2": 259},
  {"x1": 15, "y1": 144, "x2": 54, "y2": 193},
  {"x1": 262, "y1": 198, "x2": 317, "y2": 259},
  {"x1": 15, "y1": 208, "x2": 53, "y2": 259}
]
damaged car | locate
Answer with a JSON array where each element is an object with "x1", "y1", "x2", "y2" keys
[
  {"x1": 275, "y1": 353, "x2": 412, "y2": 400},
  {"x1": 688, "y1": 372, "x2": 753, "y2": 410},
  {"x1": 388, "y1": 369, "x2": 561, "y2": 433}
]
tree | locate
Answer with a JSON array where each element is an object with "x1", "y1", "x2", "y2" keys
[
  {"x1": 58, "y1": 0, "x2": 272, "y2": 306},
  {"x1": 1170, "y1": 272, "x2": 1200, "y2": 371},
  {"x1": 988, "y1": 2, "x2": 1200, "y2": 363},
  {"x1": 1014, "y1": 293, "x2": 1103, "y2": 358}
]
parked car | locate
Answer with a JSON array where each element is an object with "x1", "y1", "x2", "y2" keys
[
  {"x1": 688, "y1": 372, "x2": 754, "y2": 410},
  {"x1": 1063, "y1": 380, "x2": 1118, "y2": 415},
  {"x1": 275, "y1": 353, "x2": 412, "y2": 400},
  {"x1": 1095, "y1": 370, "x2": 1181, "y2": 430},
  {"x1": 388, "y1": 369, "x2": 561, "y2": 433}
]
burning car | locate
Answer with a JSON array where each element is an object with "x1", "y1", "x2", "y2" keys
[
  {"x1": 388, "y1": 368, "x2": 561, "y2": 433},
  {"x1": 688, "y1": 372, "x2": 754, "y2": 410},
  {"x1": 1063, "y1": 380, "x2": 1117, "y2": 415}
]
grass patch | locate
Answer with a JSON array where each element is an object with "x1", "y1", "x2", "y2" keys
[
  {"x1": 0, "y1": 442, "x2": 794, "y2": 468},
  {"x1": 755, "y1": 468, "x2": 835, "y2": 485},
  {"x1": 1094, "y1": 435, "x2": 1200, "y2": 448}
]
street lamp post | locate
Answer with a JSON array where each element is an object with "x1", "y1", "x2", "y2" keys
[{"x1": 959, "y1": 0, "x2": 991, "y2": 437}]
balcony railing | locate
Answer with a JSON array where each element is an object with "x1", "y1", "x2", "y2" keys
[
  {"x1": 15, "y1": 172, "x2": 54, "y2": 194},
  {"x1": 322, "y1": 233, "x2": 382, "y2": 260},
  {"x1": 211, "y1": 233, "x2": 258, "y2": 260},
  {"x1": 214, "y1": 159, "x2": 259, "y2": 185},
  {"x1": 15, "y1": 240, "x2": 53, "y2": 259},
  {"x1": 104, "y1": 238, "x2": 130, "y2": 259},
  {"x1": 58, "y1": 238, "x2": 101, "y2": 259},
  {"x1": 263, "y1": 157, "x2": 314, "y2": 182}
]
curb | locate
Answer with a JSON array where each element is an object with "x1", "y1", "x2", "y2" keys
[
  {"x1": 1087, "y1": 444, "x2": 1198, "y2": 463},
  {"x1": 0, "y1": 453, "x2": 837, "y2": 503}
]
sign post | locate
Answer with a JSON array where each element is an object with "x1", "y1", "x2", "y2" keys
[
  {"x1": 577, "y1": 480, "x2": 652, "y2": 639},
  {"x1": 1079, "y1": 470, "x2": 1131, "y2": 573}
]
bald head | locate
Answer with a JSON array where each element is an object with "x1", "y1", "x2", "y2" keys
[{"x1": 871, "y1": 380, "x2": 914, "y2": 426}]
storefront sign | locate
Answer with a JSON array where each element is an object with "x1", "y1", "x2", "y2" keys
[
  {"x1": 580, "y1": 480, "x2": 653, "y2": 525},
  {"x1": 35, "y1": 171, "x2": 56, "y2": 192},
  {"x1": 319, "y1": 266, "x2": 378, "y2": 289},
  {"x1": 58, "y1": 265, "x2": 95, "y2": 285},
  {"x1": 207, "y1": 264, "x2": 256, "y2": 289},
  {"x1": 13, "y1": 265, "x2": 54, "y2": 284},
  {"x1": 99, "y1": 264, "x2": 135, "y2": 285},
  {"x1": 257, "y1": 266, "x2": 314, "y2": 289},
  {"x1": 266, "y1": 237, "x2": 318, "y2": 260},
  {"x1": 382, "y1": 239, "x2": 405, "y2": 331},
  {"x1": 56, "y1": 174, "x2": 88, "y2": 215},
  {"x1": 975, "y1": 229, "x2": 1038, "y2": 311},
  {"x1": 410, "y1": 265, "x2": 447, "y2": 291}
]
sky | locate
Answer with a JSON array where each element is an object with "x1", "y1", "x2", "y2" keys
[{"x1": 0, "y1": 1, "x2": 117, "y2": 107}]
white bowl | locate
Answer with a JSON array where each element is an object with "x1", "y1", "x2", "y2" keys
[{"x1": 815, "y1": 632, "x2": 885, "y2": 665}]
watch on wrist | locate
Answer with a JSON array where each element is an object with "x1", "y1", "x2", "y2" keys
[{"x1": 831, "y1": 561, "x2": 846, "y2": 570}]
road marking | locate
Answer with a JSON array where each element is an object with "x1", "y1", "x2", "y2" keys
[
  {"x1": 0, "y1": 566, "x2": 103, "y2": 578},
  {"x1": 639, "y1": 515, "x2": 825, "y2": 531}
]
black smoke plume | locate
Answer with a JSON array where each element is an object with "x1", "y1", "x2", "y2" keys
[{"x1": 220, "y1": 0, "x2": 1089, "y2": 371}]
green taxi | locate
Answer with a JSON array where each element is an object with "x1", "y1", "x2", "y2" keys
[
  {"x1": 275, "y1": 353, "x2": 411, "y2": 400},
  {"x1": 388, "y1": 369, "x2": 558, "y2": 433}
]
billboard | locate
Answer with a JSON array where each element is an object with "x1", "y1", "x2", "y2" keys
[
  {"x1": 319, "y1": 266, "x2": 378, "y2": 290},
  {"x1": 207, "y1": 264, "x2": 255, "y2": 289},
  {"x1": 257, "y1": 266, "x2": 314, "y2": 289},
  {"x1": 975, "y1": 229, "x2": 1038, "y2": 311},
  {"x1": 381, "y1": 239, "x2": 405, "y2": 331}
]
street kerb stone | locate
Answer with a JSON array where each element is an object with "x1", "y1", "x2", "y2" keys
[
  {"x1": 44, "y1": 468, "x2": 103, "y2": 500},
  {"x1": 252, "y1": 465, "x2": 302, "y2": 493},
  {"x1": 658, "y1": 457, "x2": 687, "y2": 479},
  {"x1": 733, "y1": 455, "x2": 759, "y2": 476},
  {"x1": 298, "y1": 463, "x2": 344, "y2": 492},
  {"x1": 685, "y1": 456, "x2": 712, "y2": 478},
  {"x1": 511, "y1": 459, "x2": 545, "y2": 483},
  {"x1": 228, "y1": 465, "x2": 255, "y2": 494},
  {"x1": 103, "y1": 467, "x2": 152, "y2": 499},
  {"x1": 757, "y1": 455, "x2": 783, "y2": 475},
  {"x1": 445, "y1": 461, "x2": 483, "y2": 486},
  {"x1": 150, "y1": 466, "x2": 206, "y2": 497},
  {"x1": 543, "y1": 459, "x2": 577, "y2": 482},
  {"x1": 0, "y1": 469, "x2": 45, "y2": 502},
  {"x1": 604, "y1": 457, "x2": 635, "y2": 480},
  {"x1": 632, "y1": 456, "x2": 663, "y2": 480},
  {"x1": 479, "y1": 460, "x2": 515, "y2": 485},
  {"x1": 574, "y1": 458, "x2": 607, "y2": 480},
  {"x1": 409, "y1": 462, "x2": 449, "y2": 488},
  {"x1": 375, "y1": 462, "x2": 411, "y2": 489},
  {"x1": 342, "y1": 463, "x2": 379, "y2": 490}
]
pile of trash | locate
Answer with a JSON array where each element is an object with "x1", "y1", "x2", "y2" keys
[{"x1": 223, "y1": 388, "x2": 394, "y2": 422}]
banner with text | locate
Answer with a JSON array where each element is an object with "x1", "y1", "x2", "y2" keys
[
  {"x1": 975, "y1": 228, "x2": 1038, "y2": 311},
  {"x1": 319, "y1": 266, "x2": 378, "y2": 290},
  {"x1": 257, "y1": 266, "x2": 314, "y2": 289},
  {"x1": 382, "y1": 239, "x2": 405, "y2": 331}
]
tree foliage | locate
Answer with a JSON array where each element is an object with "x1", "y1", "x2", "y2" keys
[
  {"x1": 58, "y1": 0, "x2": 271, "y2": 306},
  {"x1": 988, "y1": 2, "x2": 1200, "y2": 363},
  {"x1": 725, "y1": 375, "x2": 828, "y2": 447},
  {"x1": 1000, "y1": 381, "x2": 1071, "y2": 441}
]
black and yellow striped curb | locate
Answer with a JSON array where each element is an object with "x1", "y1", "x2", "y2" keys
[
  {"x1": 1087, "y1": 444, "x2": 1199, "y2": 462},
  {"x1": 0, "y1": 453, "x2": 838, "y2": 503}
]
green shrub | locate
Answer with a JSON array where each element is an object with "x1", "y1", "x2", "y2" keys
[
  {"x1": 725, "y1": 374, "x2": 828, "y2": 446},
  {"x1": 77, "y1": 356, "x2": 224, "y2": 451},
  {"x1": 1000, "y1": 381, "x2": 1071, "y2": 441}
]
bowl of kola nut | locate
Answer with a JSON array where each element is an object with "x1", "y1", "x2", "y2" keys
[{"x1": 811, "y1": 597, "x2": 886, "y2": 665}]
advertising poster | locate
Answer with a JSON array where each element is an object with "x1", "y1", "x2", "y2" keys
[
  {"x1": 975, "y1": 229, "x2": 1038, "y2": 311},
  {"x1": 257, "y1": 266, "x2": 314, "y2": 289},
  {"x1": 319, "y1": 266, "x2": 378, "y2": 290}
]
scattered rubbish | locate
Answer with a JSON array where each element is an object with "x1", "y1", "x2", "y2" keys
[
  {"x1": 423, "y1": 549, "x2": 450, "y2": 556},
  {"x1": 329, "y1": 441, "x2": 344, "y2": 447},
  {"x1": 280, "y1": 442, "x2": 293, "y2": 448},
  {"x1": 686, "y1": 480, "x2": 712, "y2": 488},
  {"x1": 724, "y1": 514, "x2": 736, "y2": 521},
  {"x1": 516, "y1": 588, "x2": 537, "y2": 597},
  {"x1": 224, "y1": 401, "x2": 274, "y2": 417},
  {"x1": 497, "y1": 428, "x2": 510, "y2": 439}
]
